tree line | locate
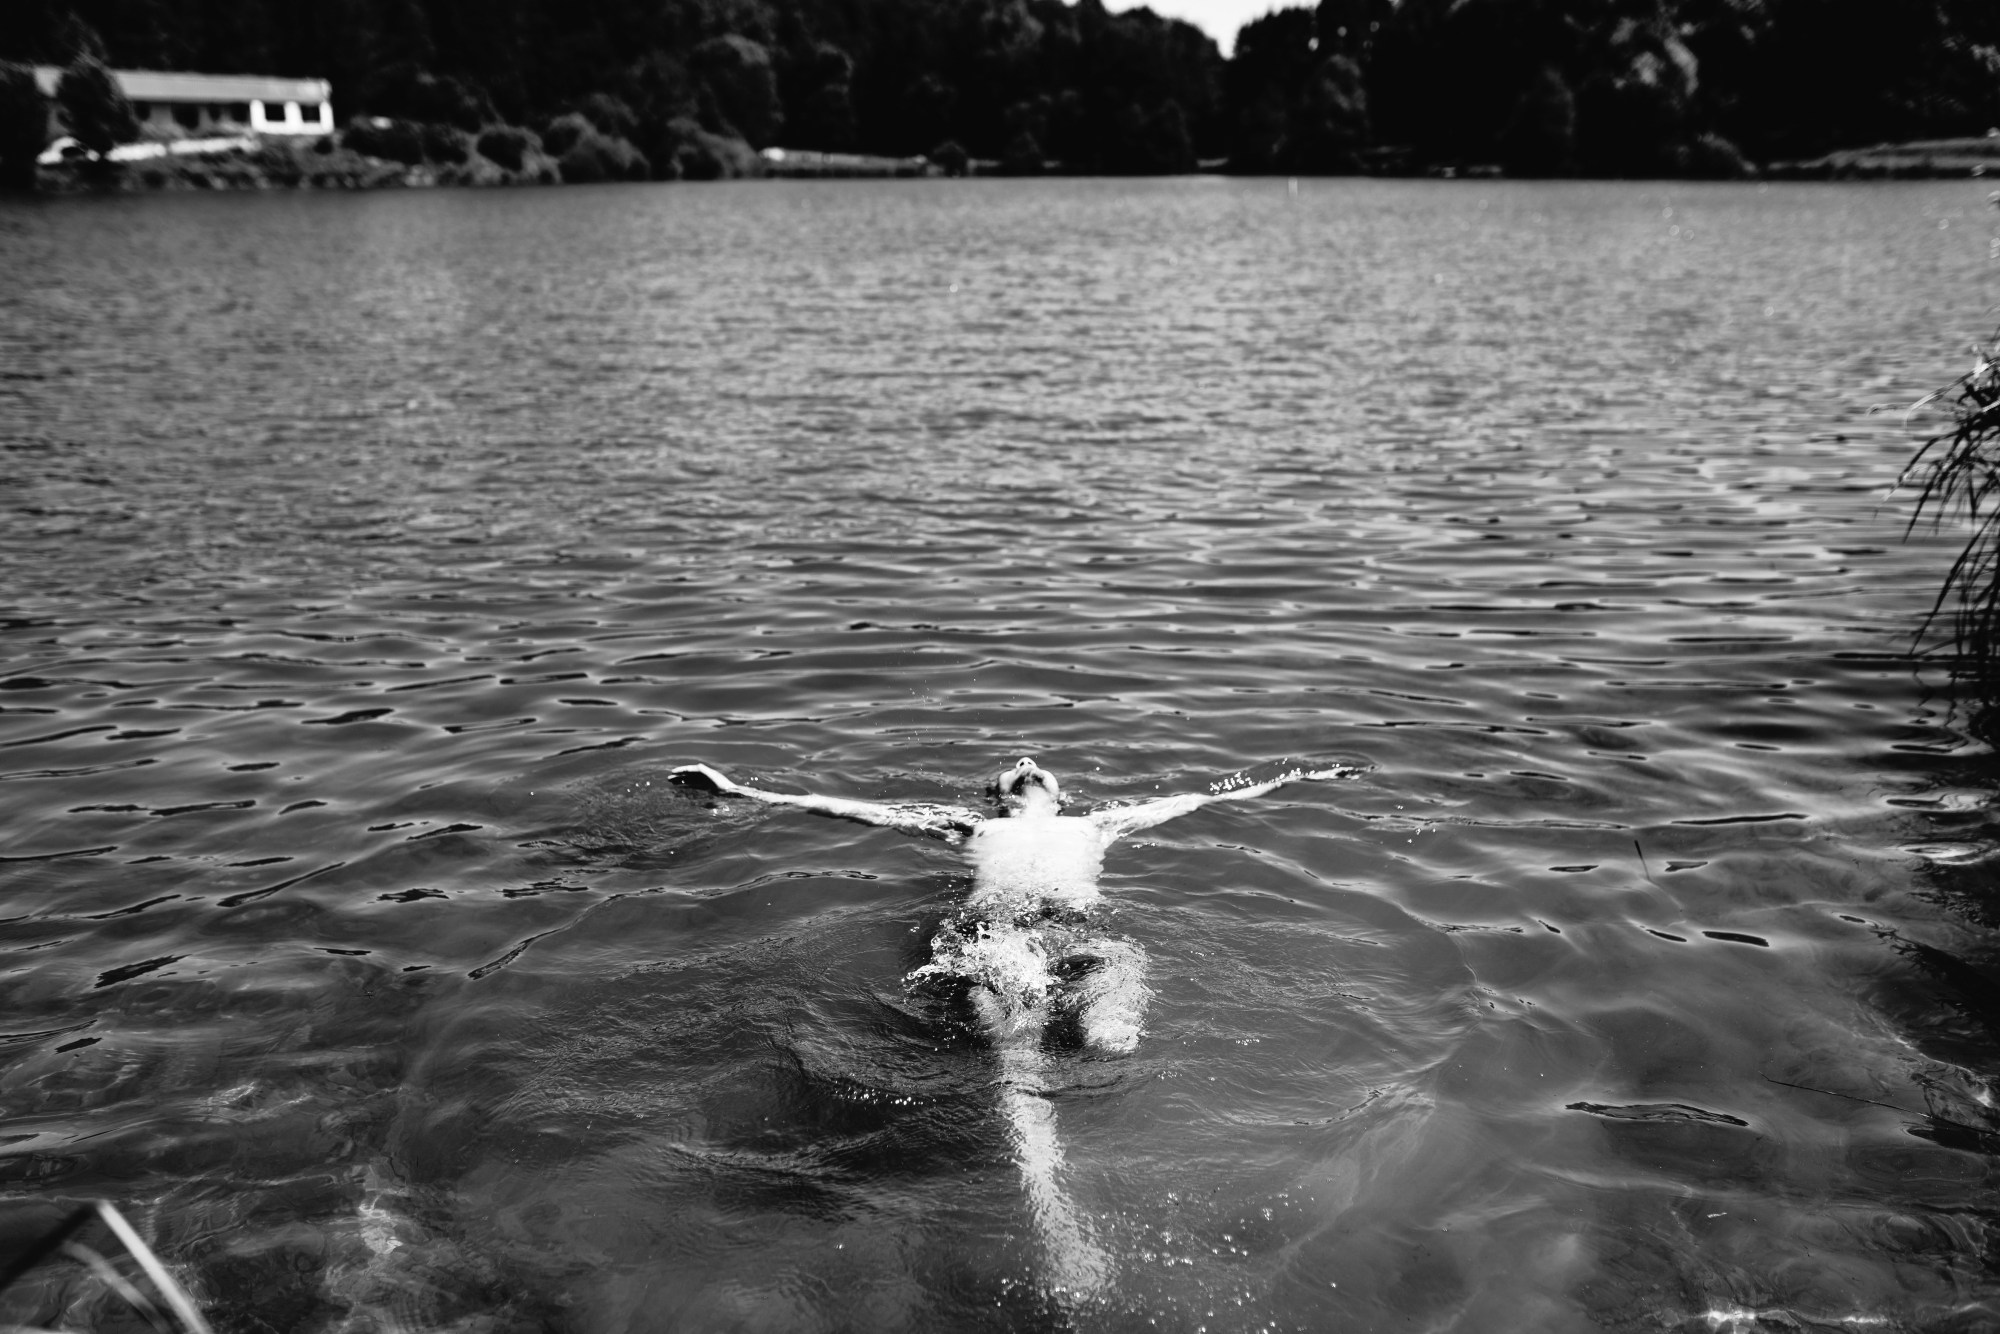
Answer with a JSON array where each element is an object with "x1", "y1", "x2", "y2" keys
[{"x1": 3, "y1": 0, "x2": 1999, "y2": 185}]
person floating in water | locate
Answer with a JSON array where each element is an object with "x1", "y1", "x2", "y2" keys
[
  {"x1": 667, "y1": 755, "x2": 1360, "y2": 1299},
  {"x1": 667, "y1": 756, "x2": 1360, "y2": 1050}
]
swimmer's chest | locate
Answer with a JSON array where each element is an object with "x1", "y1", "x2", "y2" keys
[{"x1": 962, "y1": 816, "x2": 1111, "y2": 900}]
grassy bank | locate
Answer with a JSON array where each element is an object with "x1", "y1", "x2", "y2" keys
[
  {"x1": 31, "y1": 115, "x2": 769, "y2": 192},
  {"x1": 40, "y1": 138, "x2": 428, "y2": 191}
]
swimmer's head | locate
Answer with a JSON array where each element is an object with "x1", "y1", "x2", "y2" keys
[{"x1": 990, "y1": 757, "x2": 1062, "y2": 816}]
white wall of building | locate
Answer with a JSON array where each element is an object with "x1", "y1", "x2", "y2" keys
[{"x1": 251, "y1": 100, "x2": 333, "y2": 135}]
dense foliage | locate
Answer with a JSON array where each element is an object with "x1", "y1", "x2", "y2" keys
[
  {"x1": 55, "y1": 53, "x2": 138, "y2": 157},
  {"x1": 0, "y1": 62, "x2": 47, "y2": 188},
  {"x1": 1234, "y1": 0, "x2": 2000, "y2": 176},
  {"x1": 2, "y1": 0, "x2": 1997, "y2": 176}
]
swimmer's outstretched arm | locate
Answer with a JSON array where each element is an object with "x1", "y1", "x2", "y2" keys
[
  {"x1": 1089, "y1": 765, "x2": 1362, "y2": 839},
  {"x1": 667, "y1": 763, "x2": 984, "y2": 844}
]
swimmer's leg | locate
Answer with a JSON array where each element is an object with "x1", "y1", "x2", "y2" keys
[
  {"x1": 983, "y1": 994, "x2": 1113, "y2": 1299},
  {"x1": 926, "y1": 926, "x2": 1113, "y2": 1296},
  {"x1": 1065, "y1": 938, "x2": 1150, "y2": 1055},
  {"x1": 970, "y1": 983, "x2": 1033, "y2": 1044}
]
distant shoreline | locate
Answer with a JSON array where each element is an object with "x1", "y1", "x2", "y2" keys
[{"x1": 24, "y1": 132, "x2": 2000, "y2": 194}]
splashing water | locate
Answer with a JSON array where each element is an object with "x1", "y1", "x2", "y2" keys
[{"x1": 908, "y1": 919, "x2": 1056, "y2": 1032}]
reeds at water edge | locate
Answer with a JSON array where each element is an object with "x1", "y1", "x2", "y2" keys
[{"x1": 1900, "y1": 332, "x2": 2000, "y2": 688}]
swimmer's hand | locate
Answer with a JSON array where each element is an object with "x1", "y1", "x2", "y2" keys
[
  {"x1": 667, "y1": 763, "x2": 741, "y2": 795},
  {"x1": 1286, "y1": 764, "x2": 1365, "y2": 783},
  {"x1": 1201, "y1": 762, "x2": 1365, "y2": 797}
]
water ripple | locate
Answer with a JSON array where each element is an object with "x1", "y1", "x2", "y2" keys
[{"x1": 0, "y1": 178, "x2": 1994, "y2": 1331}]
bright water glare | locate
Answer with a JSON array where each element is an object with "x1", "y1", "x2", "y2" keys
[{"x1": 1, "y1": 178, "x2": 1998, "y2": 1332}]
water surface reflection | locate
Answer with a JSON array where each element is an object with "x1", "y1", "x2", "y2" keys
[{"x1": 0, "y1": 178, "x2": 1996, "y2": 1331}]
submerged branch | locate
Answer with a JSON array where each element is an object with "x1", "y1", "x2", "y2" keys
[{"x1": 0, "y1": 1201, "x2": 211, "y2": 1334}]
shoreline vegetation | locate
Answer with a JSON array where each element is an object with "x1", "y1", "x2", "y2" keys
[
  {"x1": 1770, "y1": 136, "x2": 2000, "y2": 182},
  {"x1": 5, "y1": 0, "x2": 1999, "y2": 193},
  {"x1": 27, "y1": 127, "x2": 944, "y2": 193},
  {"x1": 25, "y1": 130, "x2": 2000, "y2": 196},
  {"x1": 27, "y1": 121, "x2": 2000, "y2": 195},
  {"x1": 1902, "y1": 333, "x2": 2000, "y2": 696}
]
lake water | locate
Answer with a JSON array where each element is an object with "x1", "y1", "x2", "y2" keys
[{"x1": 2, "y1": 177, "x2": 1999, "y2": 1333}]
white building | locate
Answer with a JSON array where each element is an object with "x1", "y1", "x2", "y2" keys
[{"x1": 32, "y1": 67, "x2": 333, "y2": 137}]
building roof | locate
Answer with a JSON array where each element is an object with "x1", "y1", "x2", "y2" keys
[{"x1": 31, "y1": 67, "x2": 330, "y2": 104}]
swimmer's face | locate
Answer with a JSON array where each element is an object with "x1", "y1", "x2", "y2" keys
[{"x1": 992, "y1": 757, "x2": 1062, "y2": 816}]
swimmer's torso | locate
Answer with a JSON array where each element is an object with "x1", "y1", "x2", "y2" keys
[{"x1": 962, "y1": 815, "x2": 1113, "y2": 917}]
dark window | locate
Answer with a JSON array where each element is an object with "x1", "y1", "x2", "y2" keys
[
  {"x1": 300, "y1": 103, "x2": 321, "y2": 123},
  {"x1": 172, "y1": 103, "x2": 200, "y2": 129},
  {"x1": 227, "y1": 103, "x2": 249, "y2": 124},
  {"x1": 132, "y1": 100, "x2": 151, "y2": 120}
]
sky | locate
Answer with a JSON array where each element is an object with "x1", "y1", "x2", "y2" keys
[{"x1": 1106, "y1": 0, "x2": 1286, "y2": 54}]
